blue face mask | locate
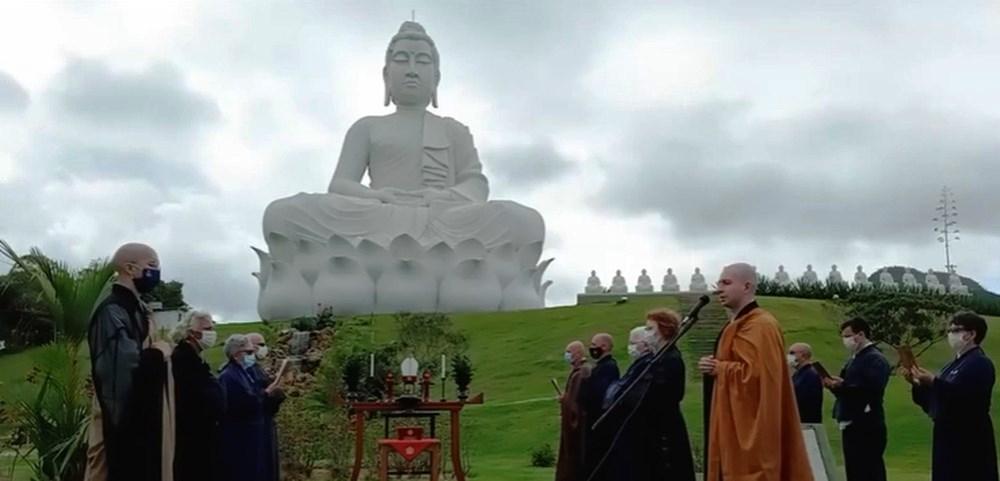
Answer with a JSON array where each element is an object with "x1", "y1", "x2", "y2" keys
[
  {"x1": 564, "y1": 352, "x2": 574, "y2": 364},
  {"x1": 134, "y1": 267, "x2": 161, "y2": 294},
  {"x1": 242, "y1": 353, "x2": 257, "y2": 368}
]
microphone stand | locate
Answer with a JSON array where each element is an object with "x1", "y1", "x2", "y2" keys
[{"x1": 583, "y1": 295, "x2": 710, "y2": 481}]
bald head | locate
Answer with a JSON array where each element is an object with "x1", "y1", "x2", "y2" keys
[
  {"x1": 716, "y1": 262, "x2": 758, "y2": 312},
  {"x1": 722, "y1": 263, "x2": 757, "y2": 288},
  {"x1": 788, "y1": 342, "x2": 813, "y2": 368},
  {"x1": 590, "y1": 333, "x2": 614, "y2": 359},
  {"x1": 112, "y1": 243, "x2": 158, "y2": 274},
  {"x1": 566, "y1": 340, "x2": 585, "y2": 361}
]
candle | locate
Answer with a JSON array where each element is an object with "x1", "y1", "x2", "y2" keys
[
  {"x1": 441, "y1": 354, "x2": 447, "y2": 379},
  {"x1": 370, "y1": 353, "x2": 375, "y2": 378}
]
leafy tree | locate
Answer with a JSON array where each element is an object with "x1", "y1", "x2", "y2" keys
[
  {"x1": 0, "y1": 240, "x2": 114, "y2": 347},
  {"x1": 841, "y1": 289, "x2": 961, "y2": 359},
  {"x1": 141, "y1": 280, "x2": 187, "y2": 310}
]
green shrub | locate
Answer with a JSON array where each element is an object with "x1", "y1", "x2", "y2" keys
[{"x1": 530, "y1": 444, "x2": 555, "y2": 468}]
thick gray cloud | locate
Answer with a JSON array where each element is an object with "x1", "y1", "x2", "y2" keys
[
  {"x1": 0, "y1": 70, "x2": 28, "y2": 112},
  {"x1": 595, "y1": 103, "x2": 1000, "y2": 245},
  {"x1": 483, "y1": 141, "x2": 574, "y2": 190},
  {"x1": 52, "y1": 59, "x2": 220, "y2": 131}
]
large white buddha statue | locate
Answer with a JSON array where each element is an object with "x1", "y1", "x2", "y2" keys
[
  {"x1": 878, "y1": 269, "x2": 896, "y2": 289},
  {"x1": 636, "y1": 269, "x2": 654, "y2": 293},
  {"x1": 255, "y1": 22, "x2": 549, "y2": 319},
  {"x1": 774, "y1": 265, "x2": 793, "y2": 286},
  {"x1": 585, "y1": 270, "x2": 604, "y2": 294},
  {"x1": 854, "y1": 265, "x2": 871, "y2": 287},
  {"x1": 609, "y1": 270, "x2": 628, "y2": 294},
  {"x1": 689, "y1": 268, "x2": 708, "y2": 292},
  {"x1": 661, "y1": 268, "x2": 680, "y2": 293}
]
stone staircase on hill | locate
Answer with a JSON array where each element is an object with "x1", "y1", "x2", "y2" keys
[{"x1": 676, "y1": 294, "x2": 729, "y2": 379}]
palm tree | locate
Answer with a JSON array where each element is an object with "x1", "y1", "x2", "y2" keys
[{"x1": 0, "y1": 239, "x2": 114, "y2": 347}]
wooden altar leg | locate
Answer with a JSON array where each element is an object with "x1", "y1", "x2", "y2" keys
[
  {"x1": 449, "y1": 409, "x2": 465, "y2": 481},
  {"x1": 430, "y1": 444, "x2": 441, "y2": 481},
  {"x1": 379, "y1": 445, "x2": 389, "y2": 481},
  {"x1": 351, "y1": 412, "x2": 366, "y2": 481}
]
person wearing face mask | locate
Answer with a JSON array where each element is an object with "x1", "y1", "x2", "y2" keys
[
  {"x1": 171, "y1": 311, "x2": 225, "y2": 481},
  {"x1": 555, "y1": 341, "x2": 590, "y2": 481},
  {"x1": 246, "y1": 332, "x2": 285, "y2": 481},
  {"x1": 904, "y1": 312, "x2": 997, "y2": 481},
  {"x1": 581, "y1": 333, "x2": 619, "y2": 481},
  {"x1": 602, "y1": 312, "x2": 696, "y2": 481},
  {"x1": 219, "y1": 334, "x2": 266, "y2": 481},
  {"x1": 789, "y1": 342, "x2": 823, "y2": 423},
  {"x1": 86, "y1": 242, "x2": 174, "y2": 481},
  {"x1": 824, "y1": 317, "x2": 890, "y2": 481}
]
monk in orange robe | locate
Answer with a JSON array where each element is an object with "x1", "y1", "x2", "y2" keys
[{"x1": 698, "y1": 263, "x2": 813, "y2": 481}]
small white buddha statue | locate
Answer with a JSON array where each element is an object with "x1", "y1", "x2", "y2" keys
[
  {"x1": 902, "y1": 269, "x2": 919, "y2": 288},
  {"x1": 878, "y1": 269, "x2": 896, "y2": 289},
  {"x1": 774, "y1": 265, "x2": 793, "y2": 286},
  {"x1": 636, "y1": 269, "x2": 654, "y2": 293},
  {"x1": 585, "y1": 270, "x2": 604, "y2": 294},
  {"x1": 948, "y1": 272, "x2": 970, "y2": 296},
  {"x1": 800, "y1": 264, "x2": 819, "y2": 285},
  {"x1": 661, "y1": 268, "x2": 680, "y2": 293},
  {"x1": 689, "y1": 268, "x2": 708, "y2": 292},
  {"x1": 827, "y1": 264, "x2": 844, "y2": 285},
  {"x1": 854, "y1": 265, "x2": 870, "y2": 287},
  {"x1": 609, "y1": 269, "x2": 628, "y2": 294},
  {"x1": 925, "y1": 269, "x2": 946, "y2": 294}
]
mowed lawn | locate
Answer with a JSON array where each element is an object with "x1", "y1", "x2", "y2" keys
[{"x1": 3, "y1": 296, "x2": 999, "y2": 480}]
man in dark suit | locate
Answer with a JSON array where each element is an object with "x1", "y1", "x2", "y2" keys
[
  {"x1": 825, "y1": 317, "x2": 891, "y2": 481},
  {"x1": 789, "y1": 342, "x2": 824, "y2": 423},
  {"x1": 581, "y1": 333, "x2": 620, "y2": 481}
]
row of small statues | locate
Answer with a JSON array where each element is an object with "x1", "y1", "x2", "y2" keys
[
  {"x1": 585, "y1": 267, "x2": 713, "y2": 294},
  {"x1": 584, "y1": 265, "x2": 971, "y2": 295}
]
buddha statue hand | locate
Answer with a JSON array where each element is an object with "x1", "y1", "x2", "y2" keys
[{"x1": 379, "y1": 187, "x2": 455, "y2": 206}]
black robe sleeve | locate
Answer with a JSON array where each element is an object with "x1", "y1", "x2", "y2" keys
[{"x1": 89, "y1": 304, "x2": 142, "y2": 429}]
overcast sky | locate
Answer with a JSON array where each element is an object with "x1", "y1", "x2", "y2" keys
[{"x1": 1, "y1": 1, "x2": 998, "y2": 321}]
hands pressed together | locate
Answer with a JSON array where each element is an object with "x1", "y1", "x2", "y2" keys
[
  {"x1": 900, "y1": 366, "x2": 936, "y2": 386},
  {"x1": 698, "y1": 356, "x2": 719, "y2": 376}
]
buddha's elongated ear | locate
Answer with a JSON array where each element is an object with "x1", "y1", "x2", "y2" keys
[
  {"x1": 383, "y1": 67, "x2": 391, "y2": 107},
  {"x1": 431, "y1": 70, "x2": 440, "y2": 108}
]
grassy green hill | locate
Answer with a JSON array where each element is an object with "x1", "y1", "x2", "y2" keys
[{"x1": 3, "y1": 295, "x2": 999, "y2": 481}]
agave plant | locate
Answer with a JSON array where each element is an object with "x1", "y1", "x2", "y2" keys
[{"x1": 0, "y1": 240, "x2": 114, "y2": 347}]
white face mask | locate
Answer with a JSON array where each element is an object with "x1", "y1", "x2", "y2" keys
[
  {"x1": 787, "y1": 354, "x2": 798, "y2": 368},
  {"x1": 256, "y1": 345, "x2": 269, "y2": 359},
  {"x1": 564, "y1": 351, "x2": 574, "y2": 364},
  {"x1": 627, "y1": 344, "x2": 643, "y2": 359},
  {"x1": 197, "y1": 330, "x2": 218, "y2": 350},
  {"x1": 947, "y1": 332, "x2": 970, "y2": 353},
  {"x1": 842, "y1": 336, "x2": 858, "y2": 352}
]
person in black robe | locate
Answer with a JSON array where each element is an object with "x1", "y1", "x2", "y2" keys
[
  {"x1": 789, "y1": 342, "x2": 824, "y2": 423},
  {"x1": 87, "y1": 243, "x2": 169, "y2": 481},
  {"x1": 172, "y1": 311, "x2": 225, "y2": 481},
  {"x1": 247, "y1": 332, "x2": 286, "y2": 481},
  {"x1": 219, "y1": 334, "x2": 267, "y2": 481},
  {"x1": 906, "y1": 312, "x2": 998, "y2": 481},
  {"x1": 581, "y1": 333, "x2": 620, "y2": 481},
  {"x1": 606, "y1": 311, "x2": 695, "y2": 481}
]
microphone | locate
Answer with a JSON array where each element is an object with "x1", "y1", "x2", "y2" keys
[{"x1": 685, "y1": 295, "x2": 711, "y2": 323}]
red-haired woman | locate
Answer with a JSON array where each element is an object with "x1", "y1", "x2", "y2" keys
[{"x1": 607, "y1": 309, "x2": 695, "y2": 481}]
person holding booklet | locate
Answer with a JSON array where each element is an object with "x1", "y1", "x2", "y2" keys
[{"x1": 247, "y1": 333, "x2": 289, "y2": 481}]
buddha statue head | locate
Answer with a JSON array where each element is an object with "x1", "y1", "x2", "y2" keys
[{"x1": 384, "y1": 21, "x2": 441, "y2": 108}]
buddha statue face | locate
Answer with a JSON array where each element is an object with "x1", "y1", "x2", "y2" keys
[{"x1": 384, "y1": 22, "x2": 441, "y2": 108}]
